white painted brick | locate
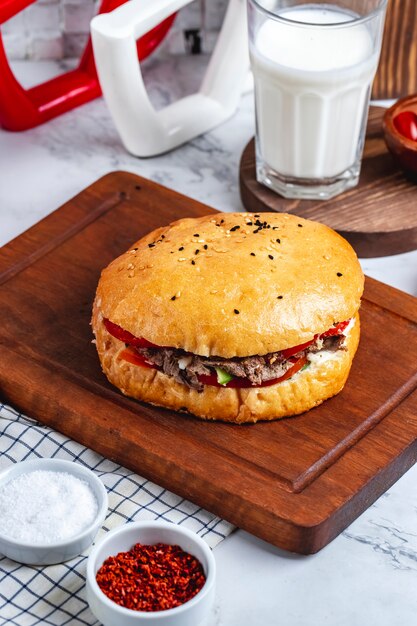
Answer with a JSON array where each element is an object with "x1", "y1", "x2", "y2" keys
[
  {"x1": 203, "y1": 29, "x2": 219, "y2": 53},
  {"x1": 2, "y1": 11, "x2": 25, "y2": 34},
  {"x1": 29, "y1": 31, "x2": 64, "y2": 59},
  {"x1": 175, "y1": 0, "x2": 228, "y2": 31},
  {"x1": 63, "y1": 32, "x2": 89, "y2": 57},
  {"x1": 3, "y1": 0, "x2": 228, "y2": 60},
  {"x1": 162, "y1": 26, "x2": 218, "y2": 56},
  {"x1": 63, "y1": 2, "x2": 95, "y2": 32},
  {"x1": 3, "y1": 32, "x2": 28, "y2": 60},
  {"x1": 176, "y1": 1, "x2": 203, "y2": 29},
  {"x1": 25, "y1": 4, "x2": 61, "y2": 31},
  {"x1": 164, "y1": 30, "x2": 187, "y2": 55},
  {"x1": 205, "y1": 0, "x2": 227, "y2": 31}
]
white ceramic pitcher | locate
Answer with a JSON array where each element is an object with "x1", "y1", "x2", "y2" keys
[{"x1": 91, "y1": 0, "x2": 250, "y2": 157}]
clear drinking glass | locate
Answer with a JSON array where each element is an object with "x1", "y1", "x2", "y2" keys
[{"x1": 247, "y1": 0, "x2": 388, "y2": 200}]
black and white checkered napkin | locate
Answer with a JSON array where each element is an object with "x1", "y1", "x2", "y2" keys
[{"x1": 0, "y1": 404, "x2": 234, "y2": 626}]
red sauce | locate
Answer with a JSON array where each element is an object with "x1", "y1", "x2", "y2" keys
[{"x1": 393, "y1": 111, "x2": 417, "y2": 141}]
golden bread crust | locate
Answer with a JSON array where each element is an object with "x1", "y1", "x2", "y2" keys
[
  {"x1": 92, "y1": 303, "x2": 360, "y2": 424},
  {"x1": 94, "y1": 213, "x2": 364, "y2": 358}
]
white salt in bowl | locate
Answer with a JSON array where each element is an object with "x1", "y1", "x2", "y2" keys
[
  {"x1": 86, "y1": 520, "x2": 216, "y2": 626},
  {"x1": 0, "y1": 458, "x2": 108, "y2": 565}
]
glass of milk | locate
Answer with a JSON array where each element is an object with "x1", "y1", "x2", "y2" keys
[{"x1": 248, "y1": 0, "x2": 388, "y2": 199}]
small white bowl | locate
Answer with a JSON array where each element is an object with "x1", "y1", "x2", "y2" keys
[
  {"x1": 0, "y1": 458, "x2": 108, "y2": 565},
  {"x1": 87, "y1": 521, "x2": 216, "y2": 626}
]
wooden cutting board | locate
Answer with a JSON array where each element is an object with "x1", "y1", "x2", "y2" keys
[{"x1": 1, "y1": 171, "x2": 417, "y2": 554}]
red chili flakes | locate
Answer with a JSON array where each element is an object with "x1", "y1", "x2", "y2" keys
[{"x1": 96, "y1": 542, "x2": 206, "y2": 612}]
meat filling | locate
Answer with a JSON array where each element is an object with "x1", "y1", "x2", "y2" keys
[{"x1": 134, "y1": 334, "x2": 346, "y2": 392}]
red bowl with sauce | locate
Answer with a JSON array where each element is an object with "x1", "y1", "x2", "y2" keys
[{"x1": 383, "y1": 94, "x2": 417, "y2": 181}]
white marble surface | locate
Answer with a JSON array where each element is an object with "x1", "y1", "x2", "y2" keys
[{"x1": 1, "y1": 57, "x2": 417, "y2": 626}]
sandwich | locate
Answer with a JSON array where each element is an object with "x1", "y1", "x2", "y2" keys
[{"x1": 92, "y1": 212, "x2": 364, "y2": 423}]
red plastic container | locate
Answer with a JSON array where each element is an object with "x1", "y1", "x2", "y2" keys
[{"x1": 0, "y1": 0, "x2": 175, "y2": 131}]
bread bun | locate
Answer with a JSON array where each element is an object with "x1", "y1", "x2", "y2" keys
[
  {"x1": 94, "y1": 213, "x2": 363, "y2": 358},
  {"x1": 92, "y1": 212, "x2": 364, "y2": 422}
]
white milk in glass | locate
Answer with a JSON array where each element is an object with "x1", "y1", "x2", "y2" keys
[{"x1": 250, "y1": 5, "x2": 379, "y2": 180}]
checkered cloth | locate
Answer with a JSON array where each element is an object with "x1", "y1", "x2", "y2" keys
[{"x1": 0, "y1": 404, "x2": 234, "y2": 626}]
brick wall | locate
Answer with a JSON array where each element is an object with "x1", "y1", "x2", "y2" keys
[{"x1": 2, "y1": 0, "x2": 228, "y2": 60}]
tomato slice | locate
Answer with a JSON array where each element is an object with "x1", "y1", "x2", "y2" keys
[
  {"x1": 198, "y1": 356, "x2": 308, "y2": 389},
  {"x1": 106, "y1": 317, "x2": 349, "y2": 356},
  {"x1": 320, "y1": 320, "x2": 349, "y2": 338},
  {"x1": 104, "y1": 318, "x2": 158, "y2": 348},
  {"x1": 119, "y1": 348, "x2": 155, "y2": 369},
  {"x1": 281, "y1": 339, "x2": 314, "y2": 359},
  {"x1": 280, "y1": 319, "x2": 349, "y2": 357}
]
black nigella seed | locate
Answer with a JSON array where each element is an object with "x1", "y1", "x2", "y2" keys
[
  {"x1": 161, "y1": 235, "x2": 165, "y2": 239},
  {"x1": 277, "y1": 295, "x2": 283, "y2": 299},
  {"x1": 179, "y1": 246, "x2": 184, "y2": 251},
  {"x1": 276, "y1": 238, "x2": 281, "y2": 243},
  {"x1": 191, "y1": 260, "x2": 196, "y2": 265},
  {"x1": 337, "y1": 272, "x2": 343, "y2": 277},
  {"x1": 148, "y1": 243, "x2": 155, "y2": 248},
  {"x1": 234, "y1": 309, "x2": 240, "y2": 314},
  {"x1": 255, "y1": 214, "x2": 260, "y2": 218},
  {"x1": 250, "y1": 252, "x2": 256, "y2": 256},
  {"x1": 171, "y1": 295, "x2": 176, "y2": 301},
  {"x1": 220, "y1": 219, "x2": 225, "y2": 224},
  {"x1": 195, "y1": 249, "x2": 199, "y2": 254},
  {"x1": 132, "y1": 247, "x2": 138, "y2": 251},
  {"x1": 268, "y1": 254, "x2": 274, "y2": 260},
  {"x1": 298, "y1": 223, "x2": 303, "y2": 228},
  {"x1": 204, "y1": 244, "x2": 208, "y2": 250},
  {"x1": 247, "y1": 221, "x2": 253, "y2": 225},
  {"x1": 193, "y1": 233, "x2": 199, "y2": 237},
  {"x1": 230, "y1": 225, "x2": 240, "y2": 232},
  {"x1": 272, "y1": 227, "x2": 278, "y2": 230}
]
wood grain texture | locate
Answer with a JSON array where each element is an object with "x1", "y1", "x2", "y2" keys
[
  {"x1": 1, "y1": 171, "x2": 417, "y2": 554},
  {"x1": 239, "y1": 107, "x2": 417, "y2": 257},
  {"x1": 372, "y1": 0, "x2": 417, "y2": 100}
]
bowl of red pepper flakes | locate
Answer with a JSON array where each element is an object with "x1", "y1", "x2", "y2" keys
[
  {"x1": 383, "y1": 94, "x2": 417, "y2": 182},
  {"x1": 86, "y1": 520, "x2": 216, "y2": 626}
]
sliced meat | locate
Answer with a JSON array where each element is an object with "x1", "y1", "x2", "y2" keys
[
  {"x1": 136, "y1": 332, "x2": 347, "y2": 390},
  {"x1": 202, "y1": 355, "x2": 291, "y2": 385},
  {"x1": 309, "y1": 334, "x2": 346, "y2": 353}
]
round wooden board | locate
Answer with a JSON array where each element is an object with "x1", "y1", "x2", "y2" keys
[{"x1": 239, "y1": 107, "x2": 417, "y2": 258}]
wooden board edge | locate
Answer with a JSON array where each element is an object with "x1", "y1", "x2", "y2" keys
[
  {"x1": 0, "y1": 171, "x2": 136, "y2": 283},
  {"x1": 364, "y1": 276, "x2": 417, "y2": 323},
  {"x1": 0, "y1": 170, "x2": 220, "y2": 285},
  {"x1": 1, "y1": 171, "x2": 417, "y2": 554},
  {"x1": 309, "y1": 397, "x2": 417, "y2": 553},
  {"x1": 2, "y1": 340, "x2": 417, "y2": 554},
  {"x1": 0, "y1": 345, "x2": 308, "y2": 551}
]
